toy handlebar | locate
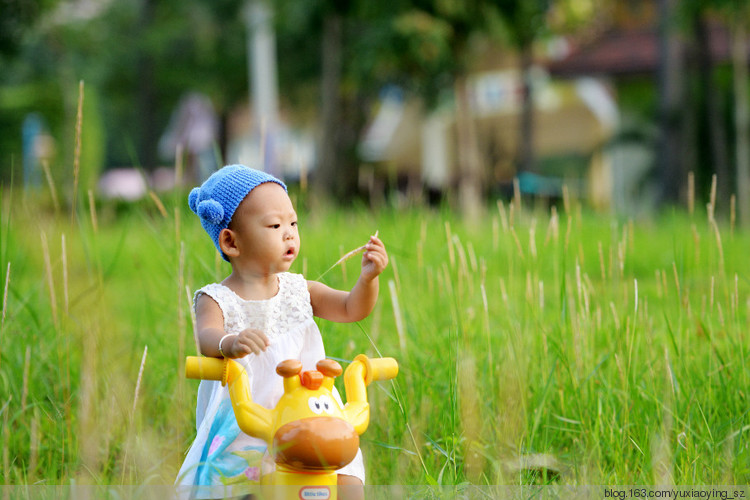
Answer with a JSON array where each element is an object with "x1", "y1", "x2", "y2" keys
[
  {"x1": 185, "y1": 355, "x2": 398, "y2": 385},
  {"x1": 185, "y1": 356, "x2": 225, "y2": 381},
  {"x1": 343, "y1": 354, "x2": 398, "y2": 408}
]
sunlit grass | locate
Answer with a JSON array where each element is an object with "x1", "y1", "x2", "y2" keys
[{"x1": 1, "y1": 186, "x2": 749, "y2": 486}]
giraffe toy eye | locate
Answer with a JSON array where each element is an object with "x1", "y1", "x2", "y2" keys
[
  {"x1": 319, "y1": 395, "x2": 335, "y2": 414},
  {"x1": 308, "y1": 397, "x2": 323, "y2": 415}
]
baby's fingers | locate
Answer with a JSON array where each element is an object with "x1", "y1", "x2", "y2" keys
[{"x1": 240, "y1": 329, "x2": 270, "y2": 354}]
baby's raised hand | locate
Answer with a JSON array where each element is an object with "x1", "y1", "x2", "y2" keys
[
  {"x1": 361, "y1": 235, "x2": 388, "y2": 281},
  {"x1": 223, "y1": 329, "x2": 270, "y2": 358}
]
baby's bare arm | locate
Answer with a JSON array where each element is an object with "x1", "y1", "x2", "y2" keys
[
  {"x1": 195, "y1": 294, "x2": 269, "y2": 358},
  {"x1": 309, "y1": 235, "x2": 388, "y2": 323}
]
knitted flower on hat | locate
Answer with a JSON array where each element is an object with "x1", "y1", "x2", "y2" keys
[{"x1": 188, "y1": 164, "x2": 287, "y2": 261}]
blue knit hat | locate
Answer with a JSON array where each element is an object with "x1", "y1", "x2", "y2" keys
[{"x1": 188, "y1": 164, "x2": 287, "y2": 261}]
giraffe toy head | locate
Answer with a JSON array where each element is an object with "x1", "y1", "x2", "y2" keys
[{"x1": 270, "y1": 359, "x2": 359, "y2": 471}]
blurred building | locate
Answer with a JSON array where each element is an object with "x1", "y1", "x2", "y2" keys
[{"x1": 359, "y1": 61, "x2": 617, "y2": 209}]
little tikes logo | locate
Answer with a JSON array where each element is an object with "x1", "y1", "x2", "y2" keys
[{"x1": 299, "y1": 486, "x2": 330, "y2": 499}]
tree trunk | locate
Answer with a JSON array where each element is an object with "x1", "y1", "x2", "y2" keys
[
  {"x1": 137, "y1": 0, "x2": 158, "y2": 170},
  {"x1": 517, "y1": 40, "x2": 535, "y2": 174},
  {"x1": 316, "y1": 12, "x2": 343, "y2": 198},
  {"x1": 656, "y1": 0, "x2": 686, "y2": 204},
  {"x1": 694, "y1": 13, "x2": 730, "y2": 204},
  {"x1": 454, "y1": 75, "x2": 484, "y2": 218},
  {"x1": 733, "y1": 17, "x2": 750, "y2": 224}
]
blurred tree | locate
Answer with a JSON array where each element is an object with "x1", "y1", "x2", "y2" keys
[
  {"x1": 489, "y1": 0, "x2": 551, "y2": 177},
  {"x1": 0, "y1": 0, "x2": 58, "y2": 57},
  {"x1": 656, "y1": 0, "x2": 687, "y2": 205},
  {"x1": 726, "y1": 1, "x2": 750, "y2": 224},
  {"x1": 381, "y1": 0, "x2": 488, "y2": 215},
  {"x1": 275, "y1": 0, "x2": 419, "y2": 201}
]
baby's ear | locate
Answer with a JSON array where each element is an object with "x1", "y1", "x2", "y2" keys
[{"x1": 219, "y1": 228, "x2": 240, "y2": 258}]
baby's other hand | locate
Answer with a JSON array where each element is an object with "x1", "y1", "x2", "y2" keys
[
  {"x1": 361, "y1": 234, "x2": 388, "y2": 281},
  {"x1": 226, "y1": 329, "x2": 270, "y2": 358}
]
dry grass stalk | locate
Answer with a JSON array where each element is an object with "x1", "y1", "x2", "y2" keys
[
  {"x1": 709, "y1": 174, "x2": 718, "y2": 218},
  {"x1": 316, "y1": 231, "x2": 379, "y2": 281},
  {"x1": 88, "y1": 190, "x2": 98, "y2": 234},
  {"x1": 299, "y1": 154, "x2": 308, "y2": 193},
  {"x1": 539, "y1": 280, "x2": 545, "y2": 311},
  {"x1": 734, "y1": 273, "x2": 740, "y2": 320},
  {"x1": 178, "y1": 242, "x2": 186, "y2": 377},
  {"x1": 187, "y1": 285, "x2": 200, "y2": 357},
  {"x1": 660, "y1": 269, "x2": 669, "y2": 300},
  {"x1": 3, "y1": 398, "x2": 10, "y2": 486},
  {"x1": 388, "y1": 280, "x2": 406, "y2": 352},
  {"x1": 28, "y1": 410, "x2": 39, "y2": 479},
  {"x1": 691, "y1": 224, "x2": 700, "y2": 264},
  {"x1": 492, "y1": 216, "x2": 500, "y2": 251},
  {"x1": 610, "y1": 302, "x2": 620, "y2": 330},
  {"x1": 454, "y1": 235, "x2": 472, "y2": 295},
  {"x1": 71, "y1": 80, "x2": 84, "y2": 226},
  {"x1": 391, "y1": 255, "x2": 401, "y2": 293},
  {"x1": 497, "y1": 199, "x2": 509, "y2": 232},
  {"x1": 41, "y1": 159, "x2": 60, "y2": 213},
  {"x1": 562, "y1": 184, "x2": 571, "y2": 214},
  {"x1": 513, "y1": 177, "x2": 521, "y2": 214},
  {"x1": 655, "y1": 270, "x2": 663, "y2": 299},
  {"x1": 709, "y1": 216, "x2": 725, "y2": 274},
  {"x1": 528, "y1": 219, "x2": 537, "y2": 260},
  {"x1": 687, "y1": 171, "x2": 695, "y2": 215},
  {"x1": 525, "y1": 271, "x2": 533, "y2": 304},
  {"x1": 175, "y1": 143, "x2": 184, "y2": 187},
  {"x1": 467, "y1": 241, "x2": 478, "y2": 273},
  {"x1": 510, "y1": 226, "x2": 524, "y2": 261},
  {"x1": 730, "y1": 194, "x2": 736, "y2": 236},
  {"x1": 21, "y1": 345, "x2": 31, "y2": 412},
  {"x1": 598, "y1": 242, "x2": 606, "y2": 282},
  {"x1": 544, "y1": 206, "x2": 559, "y2": 246},
  {"x1": 634, "y1": 278, "x2": 639, "y2": 317},
  {"x1": 419, "y1": 220, "x2": 427, "y2": 271},
  {"x1": 499, "y1": 278, "x2": 509, "y2": 306},
  {"x1": 62, "y1": 234, "x2": 69, "y2": 315},
  {"x1": 2, "y1": 262, "x2": 10, "y2": 331},
  {"x1": 672, "y1": 262, "x2": 681, "y2": 301},
  {"x1": 41, "y1": 232, "x2": 58, "y2": 326},
  {"x1": 337, "y1": 245, "x2": 352, "y2": 283},
  {"x1": 132, "y1": 345, "x2": 148, "y2": 419},
  {"x1": 148, "y1": 190, "x2": 168, "y2": 218},
  {"x1": 445, "y1": 221, "x2": 455, "y2": 268}
]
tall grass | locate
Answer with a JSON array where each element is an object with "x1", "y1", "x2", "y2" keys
[{"x1": 0, "y1": 185, "x2": 748, "y2": 487}]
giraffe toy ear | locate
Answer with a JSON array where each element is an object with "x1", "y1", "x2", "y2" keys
[
  {"x1": 276, "y1": 359, "x2": 303, "y2": 378},
  {"x1": 316, "y1": 359, "x2": 342, "y2": 378}
]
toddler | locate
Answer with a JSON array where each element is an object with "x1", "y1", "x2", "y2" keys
[{"x1": 176, "y1": 164, "x2": 387, "y2": 496}]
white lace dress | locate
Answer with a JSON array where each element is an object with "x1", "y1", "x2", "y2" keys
[{"x1": 176, "y1": 272, "x2": 365, "y2": 492}]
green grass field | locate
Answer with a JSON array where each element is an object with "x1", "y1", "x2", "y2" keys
[{"x1": 1, "y1": 187, "x2": 749, "y2": 487}]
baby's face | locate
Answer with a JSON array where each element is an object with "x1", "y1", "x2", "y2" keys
[{"x1": 228, "y1": 182, "x2": 299, "y2": 274}]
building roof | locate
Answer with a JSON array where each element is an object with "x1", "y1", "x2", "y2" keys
[{"x1": 546, "y1": 22, "x2": 738, "y2": 78}]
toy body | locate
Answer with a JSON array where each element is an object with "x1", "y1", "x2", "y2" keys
[{"x1": 185, "y1": 354, "x2": 398, "y2": 499}]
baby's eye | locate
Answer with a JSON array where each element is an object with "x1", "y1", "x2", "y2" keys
[
  {"x1": 291, "y1": 221, "x2": 298, "y2": 227},
  {"x1": 269, "y1": 224, "x2": 281, "y2": 229}
]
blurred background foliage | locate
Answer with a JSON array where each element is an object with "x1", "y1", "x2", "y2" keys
[{"x1": 1, "y1": 0, "x2": 750, "y2": 217}]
